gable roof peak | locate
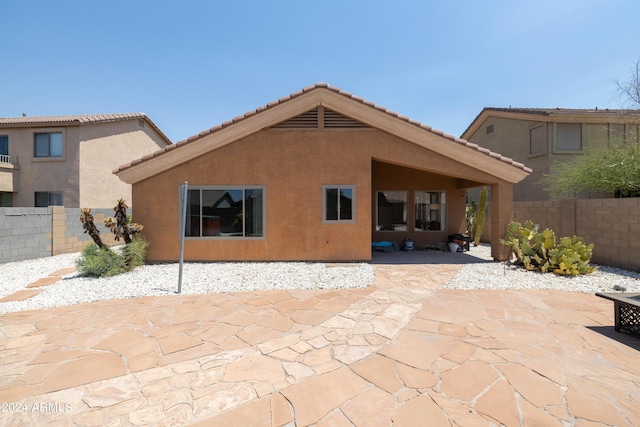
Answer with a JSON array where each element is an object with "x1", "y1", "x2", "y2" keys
[{"x1": 115, "y1": 83, "x2": 531, "y2": 182}]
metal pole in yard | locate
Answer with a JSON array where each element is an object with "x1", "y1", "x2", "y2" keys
[{"x1": 178, "y1": 181, "x2": 188, "y2": 294}]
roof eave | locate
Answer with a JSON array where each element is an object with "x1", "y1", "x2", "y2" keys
[{"x1": 116, "y1": 85, "x2": 530, "y2": 184}]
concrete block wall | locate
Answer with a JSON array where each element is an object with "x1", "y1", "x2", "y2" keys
[
  {"x1": 575, "y1": 198, "x2": 640, "y2": 271},
  {"x1": 510, "y1": 198, "x2": 640, "y2": 272},
  {"x1": 0, "y1": 207, "x2": 52, "y2": 262},
  {"x1": 0, "y1": 207, "x2": 122, "y2": 263},
  {"x1": 54, "y1": 208, "x2": 117, "y2": 255}
]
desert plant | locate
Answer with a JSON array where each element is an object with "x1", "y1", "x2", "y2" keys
[
  {"x1": 80, "y1": 208, "x2": 106, "y2": 248},
  {"x1": 78, "y1": 199, "x2": 147, "y2": 277},
  {"x1": 104, "y1": 199, "x2": 144, "y2": 244},
  {"x1": 548, "y1": 236, "x2": 597, "y2": 275},
  {"x1": 501, "y1": 220, "x2": 597, "y2": 275},
  {"x1": 465, "y1": 201, "x2": 477, "y2": 239},
  {"x1": 500, "y1": 220, "x2": 556, "y2": 271},
  {"x1": 121, "y1": 236, "x2": 149, "y2": 272},
  {"x1": 76, "y1": 243, "x2": 125, "y2": 277},
  {"x1": 473, "y1": 187, "x2": 487, "y2": 246}
]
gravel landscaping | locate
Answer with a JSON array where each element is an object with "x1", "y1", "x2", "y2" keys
[
  {"x1": 0, "y1": 253, "x2": 375, "y2": 314},
  {"x1": 1, "y1": 245, "x2": 639, "y2": 314}
]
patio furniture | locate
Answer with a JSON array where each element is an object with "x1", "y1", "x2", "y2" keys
[
  {"x1": 595, "y1": 292, "x2": 640, "y2": 336},
  {"x1": 448, "y1": 234, "x2": 470, "y2": 252}
]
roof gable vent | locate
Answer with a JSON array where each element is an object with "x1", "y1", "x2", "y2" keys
[
  {"x1": 271, "y1": 107, "x2": 369, "y2": 129},
  {"x1": 323, "y1": 108, "x2": 368, "y2": 128},
  {"x1": 272, "y1": 108, "x2": 318, "y2": 128}
]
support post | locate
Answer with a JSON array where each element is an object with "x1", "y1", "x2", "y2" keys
[{"x1": 178, "y1": 181, "x2": 188, "y2": 294}]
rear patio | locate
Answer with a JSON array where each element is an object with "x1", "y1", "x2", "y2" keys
[{"x1": 1, "y1": 255, "x2": 638, "y2": 426}]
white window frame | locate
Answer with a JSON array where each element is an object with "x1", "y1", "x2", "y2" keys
[{"x1": 322, "y1": 185, "x2": 356, "y2": 224}]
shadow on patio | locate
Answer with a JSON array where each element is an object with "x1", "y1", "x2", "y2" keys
[{"x1": 371, "y1": 245, "x2": 496, "y2": 265}]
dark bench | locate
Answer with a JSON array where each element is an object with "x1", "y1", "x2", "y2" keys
[{"x1": 595, "y1": 292, "x2": 640, "y2": 336}]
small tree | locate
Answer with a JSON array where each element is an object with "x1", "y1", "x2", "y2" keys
[
  {"x1": 77, "y1": 200, "x2": 147, "y2": 277},
  {"x1": 103, "y1": 199, "x2": 144, "y2": 244},
  {"x1": 80, "y1": 208, "x2": 106, "y2": 249},
  {"x1": 543, "y1": 58, "x2": 640, "y2": 198},
  {"x1": 542, "y1": 144, "x2": 640, "y2": 198}
]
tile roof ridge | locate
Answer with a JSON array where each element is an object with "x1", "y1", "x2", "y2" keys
[{"x1": 0, "y1": 112, "x2": 148, "y2": 123}]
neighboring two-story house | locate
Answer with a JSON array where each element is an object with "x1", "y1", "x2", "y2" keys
[
  {"x1": 461, "y1": 108, "x2": 640, "y2": 201},
  {"x1": 0, "y1": 114, "x2": 171, "y2": 207}
]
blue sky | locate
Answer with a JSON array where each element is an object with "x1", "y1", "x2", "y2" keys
[{"x1": 2, "y1": 1, "x2": 639, "y2": 142}]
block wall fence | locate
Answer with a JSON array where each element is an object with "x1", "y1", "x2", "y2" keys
[
  {"x1": 481, "y1": 198, "x2": 640, "y2": 272},
  {"x1": 2, "y1": 200, "x2": 639, "y2": 271},
  {"x1": 0, "y1": 207, "x2": 119, "y2": 263}
]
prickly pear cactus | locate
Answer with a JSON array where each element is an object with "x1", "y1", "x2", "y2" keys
[
  {"x1": 548, "y1": 236, "x2": 597, "y2": 275},
  {"x1": 501, "y1": 221, "x2": 597, "y2": 275}
]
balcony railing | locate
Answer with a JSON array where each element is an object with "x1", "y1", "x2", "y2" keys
[{"x1": 0, "y1": 154, "x2": 18, "y2": 166}]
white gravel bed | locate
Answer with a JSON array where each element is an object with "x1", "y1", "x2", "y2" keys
[
  {"x1": 1, "y1": 246, "x2": 639, "y2": 315},
  {"x1": 443, "y1": 245, "x2": 640, "y2": 293},
  {"x1": 0, "y1": 252, "x2": 375, "y2": 314}
]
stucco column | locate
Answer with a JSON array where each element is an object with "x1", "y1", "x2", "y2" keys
[{"x1": 490, "y1": 182, "x2": 513, "y2": 261}]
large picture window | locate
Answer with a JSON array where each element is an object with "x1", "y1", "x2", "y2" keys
[
  {"x1": 185, "y1": 187, "x2": 264, "y2": 238},
  {"x1": 34, "y1": 132, "x2": 63, "y2": 158},
  {"x1": 414, "y1": 191, "x2": 446, "y2": 231},
  {"x1": 376, "y1": 191, "x2": 407, "y2": 231},
  {"x1": 323, "y1": 185, "x2": 355, "y2": 223}
]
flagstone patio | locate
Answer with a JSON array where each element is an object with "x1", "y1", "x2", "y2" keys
[{"x1": 0, "y1": 256, "x2": 638, "y2": 426}]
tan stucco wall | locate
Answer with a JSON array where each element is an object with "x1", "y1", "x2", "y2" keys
[
  {"x1": 133, "y1": 127, "x2": 512, "y2": 262},
  {"x1": 0, "y1": 165, "x2": 18, "y2": 192},
  {"x1": 1, "y1": 126, "x2": 81, "y2": 207},
  {"x1": 79, "y1": 120, "x2": 168, "y2": 208},
  {"x1": 466, "y1": 117, "x2": 550, "y2": 201},
  {"x1": 0, "y1": 120, "x2": 168, "y2": 208},
  {"x1": 466, "y1": 117, "x2": 622, "y2": 201}
]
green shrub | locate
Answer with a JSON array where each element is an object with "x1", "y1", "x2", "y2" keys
[
  {"x1": 122, "y1": 236, "x2": 149, "y2": 272},
  {"x1": 76, "y1": 243, "x2": 125, "y2": 277},
  {"x1": 500, "y1": 220, "x2": 597, "y2": 275}
]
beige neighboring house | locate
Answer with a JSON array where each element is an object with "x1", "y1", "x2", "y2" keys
[
  {"x1": 0, "y1": 113, "x2": 171, "y2": 208},
  {"x1": 461, "y1": 108, "x2": 640, "y2": 201}
]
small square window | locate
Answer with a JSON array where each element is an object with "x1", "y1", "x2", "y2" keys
[
  {"x1": 486, "y1": 124, "x2": 494, "y2": 134},
  {"x1": 34, "y1": 132, "x2": 63, "y2": 157},
  {"x1": 323, "y1": 186, "x2": 355, "y2": 223},
  {"x1": 556, "y1": 123, "x2": 582, "y2": 151}
]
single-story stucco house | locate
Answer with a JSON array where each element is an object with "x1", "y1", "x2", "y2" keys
[{"x1": 114, "y1": 84, "x2": 531, "y2": 262}]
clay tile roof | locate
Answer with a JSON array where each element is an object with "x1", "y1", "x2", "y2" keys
[
  {"x1": 0, "y1": 112, "x2": 171, "y2": 145},
  {"x1": 114, "y1": 83, "x2": 531, "y2": 175}
]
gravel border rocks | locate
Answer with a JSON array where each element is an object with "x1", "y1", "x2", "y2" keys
[
  {"x1": 0, "y1": 253, "x2": 374, "y2": 314},
  {"x1": 1, "y1": 246, "x2": 638, "y2": 314}
]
